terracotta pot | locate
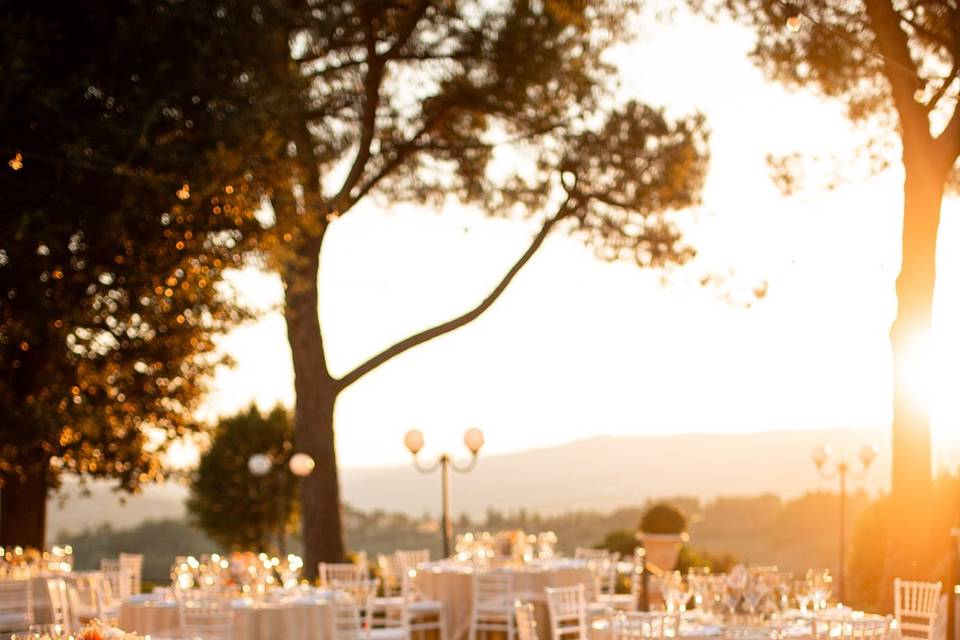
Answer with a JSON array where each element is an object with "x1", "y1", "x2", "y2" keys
[{"x1": 637, "y1": 532, "x2": 688, "y2": 572}]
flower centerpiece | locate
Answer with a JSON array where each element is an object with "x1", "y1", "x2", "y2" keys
[
  {"x1": 637, "y1": 503, "x2": 689, "y2": 571},
  {"x1": 77, "y1": 622, "x2": 147, "y2": 640}
]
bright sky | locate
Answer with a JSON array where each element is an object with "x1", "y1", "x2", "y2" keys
[{"x1": 185, "y1": 7, "x2": 960, "y2": 472}]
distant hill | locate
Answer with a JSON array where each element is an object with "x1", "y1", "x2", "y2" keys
[{"x1": 47, "y1": 427, "x2": 889, "y2": 536}]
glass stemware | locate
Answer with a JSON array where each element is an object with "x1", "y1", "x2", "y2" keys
[
  {"x1": 687, "y1": 567, "x2": 711, "y2": 613},
  {"x1": 807, "y1": 569, "x2": 833, "y2": 610},
  {"x1": 794, "y1": 579, "x2": 813, "y2": 614}
]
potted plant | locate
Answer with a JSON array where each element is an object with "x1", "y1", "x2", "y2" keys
[{"x1": 637, "y1": 503, "x2": 689, "y2": 571}]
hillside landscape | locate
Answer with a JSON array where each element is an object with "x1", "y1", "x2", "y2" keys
[{"x1": 49, "y1": 427, "x2": 889, "y2": 535}]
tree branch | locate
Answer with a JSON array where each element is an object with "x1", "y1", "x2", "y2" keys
[
  {"x1": 864, "y1": 0, "x2": 932, "y2": 146},
  {"x1": 385, "y1": 0, "x2": 432, "y2": 59},
  {"x1": 934, "y1": 99, "x2": 960, "y2": 168},
  {"x1": 329, "y1": 19, "x2": 385, "y2": 212},
  {"x1": 335, "y1": 200, "x2": 572, "y2": 391},
  {"x1": 924, "y1": 63, "x2": 958, "y2": 113}
]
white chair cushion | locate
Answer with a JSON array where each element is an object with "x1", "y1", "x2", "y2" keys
[
  {"x1": 370, "y1": 628, "x2": 410, "y2": 640},
  {"x1": 409, "y1": 600, "x2": 443, "y2": 612}
]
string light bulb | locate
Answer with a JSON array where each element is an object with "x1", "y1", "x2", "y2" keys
[
  {"x1": 784, "y1": 3, "x2": 802, "y2": 32},
  {"x1": 8, "y1": 152, "x2": 23, "y2": 171}
]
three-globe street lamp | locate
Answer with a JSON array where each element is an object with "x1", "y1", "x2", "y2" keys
[
  {"x1": 248, "y1": 451, "x2": 316, "y2": 552},
  {"x1": 404, "y1": 428, "x2": 485, "y2": 558},
  {"x1": 811, "y1": 443, "x2": 879, "y2": 603}
]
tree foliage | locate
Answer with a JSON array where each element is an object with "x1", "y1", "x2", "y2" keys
[
  {"x1": 187, "y1": 405, "x2": 297, "y2": 552},
  {"x1": 699, "y1": 0, "x2": 960, "y2": 588},
  {"x1": 264, "y1": 0, "x2": 711, "y2": 571},
  {"x1": 0, "y1": 0, "x2": 291, "y2": 544}
]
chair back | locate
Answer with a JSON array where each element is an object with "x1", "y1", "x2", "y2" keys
[
  {"x1": 46, "y1": 578, "x2": 73, "y2": 634},
  {"x1": 179, "y1": 602, "x2": 234, "y2": 640},
  {"x1": 0, "y1": 578, "x2": 35, "y2": 632},
  {"x1": 119, "y1": 553, "x2": 144, "y2": 597},
  {"x1": 575, "y1": 548, "x2": 612, "y2": 562},
  {"x1": 894, "y1": 579, "x2": 942, "y2": 640},
  {"x1": 332, "y1": 589, "x2": 365, "y2": 640},
  {"x1": 378, "y1": 553, "x2": 404, "y2": 597},
  {"x1": 611, "y1": 612, "x2": 679, "y2": 640},
  {"x1": 321, "y1": 562, "x2": 368, "y2": 587},
  {"x1": 100, "y1": 558, "x2": 122, "y2": 599},
  {"x1": 396, "y1": 549, "x2": 430, "y2": 572},
  {"x1": 544, "y1": 584, "x2": 587, "y2": 640},
  {"x1": 584, "y1": 553, "x2": 620, "y2": 598},
  {"x1": 473, "y1": 571, "x2": 515, "y2": 613},
  {"x1": 92, "y1": 572, "x2": 117, "y2": 621},
  {"x1": 813, "y1": 616, "x2": 891, "y2": 640},
  {"x1": 73, "y1": 572, "x2": 100, "y2": 617},
  {"x1": 65, "y1": 584, "x2": 83, "y2": 631},
  {"x1": 515, "y1": 602, "x2": 539, "y2": 640}
]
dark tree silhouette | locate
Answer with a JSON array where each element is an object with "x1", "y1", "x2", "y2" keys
[
  {"x1": 0, "y1": 1, "x2": 289, "y2": 547},
  {"x1": 259, "y1": 0, "x2": 711, "y2": 575},
  {"x1": 701, "y1": 0, "x2": 960, "y2": 588}
]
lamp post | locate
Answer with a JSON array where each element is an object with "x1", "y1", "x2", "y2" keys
[
  {"x1": 248, "y1": 451, "x2": 315, "y2": 552},
  {"x1": 404, "y1": 428, "x2": 484, "y2": 558},
  {"x1": 811, "y1": 443, "x2": 878, "y2": 603}
]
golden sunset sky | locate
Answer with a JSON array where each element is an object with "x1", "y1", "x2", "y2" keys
[{"x1": 179, "y1": 6, "x2": 960, "y2": 474}]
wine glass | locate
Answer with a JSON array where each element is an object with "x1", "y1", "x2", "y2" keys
[
  {"x1": 774, "y1": 572, "x2": 793, "y2": 613},
  {"x1": 687, "y1": 567, "x2": 711, "y2": 613},
  {"x1": 659, "y1": 571, "x2": 686, "y2": 612},
  {"x1": 705, "y1": 573, "x2": 727, "y2": 618},
  {"x1": 723, "y1": 572, "x2": 746, "y2": 622},
  {"x1": 742, "y1": 570, "x2": 770, "y2": 626},
  {"x1": 807, "y1": 569, "x2": 833, "y2": 610},
  {"x1": 794, "y1": 579, "x2": 813, "y2": 614}
]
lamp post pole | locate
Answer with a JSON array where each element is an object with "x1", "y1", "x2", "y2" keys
[
  {"x1": 405, "y1": 428, "x2": 485, "y2": 558},
  {"x1": 811, "y1": 443, "x2": 878, "y2": 604}
]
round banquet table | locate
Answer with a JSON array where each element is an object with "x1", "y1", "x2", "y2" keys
[
  {"x1": 119, "y1": 596, "x2": 334, "y2": 640},
  {"x1": 0, "y1": 572, "x2": 94, "y2": 625},
  {"x1": 416, "y1": 561, "x2": 595, "y2": 640}
]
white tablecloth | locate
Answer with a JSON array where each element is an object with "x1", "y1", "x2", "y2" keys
[
  {"x1": 416, "y1": 562, "x2": 595, "y2": 640},
  {"x1": 119, "y1": 597, "x2": 334, "y2": 640}
]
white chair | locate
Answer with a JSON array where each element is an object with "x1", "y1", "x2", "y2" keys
[
  {"x1": 73, "y1": 572, "x2": 103, "y2": 621},
  {"x1": 894, "y1": 579, "x2": 942, "y2": 640},
  {"x1": 119, "y1": 553, "x2": 144, "y2": 597},
  {"x1": 378, "y1": 554, "x2": 404, "y2": 598},
  {"x1": 100, "y1": 558, "x2": 122, "y2": 599},
  {"x1": 47, "y1": 578, "x2": 79, "y2": 634},
  {"x1": 403, "y1": 571, "x2": 447, "y2": 640},
  {"x1": 92, "y1": 571, "x2": 121, "y2": 622},
  {"x1": 544, "y1": 585, "x2": 588, "y2": 640},
  {"x1": 611, "y1": 612, "x2": 679, "y2": 640},
  {"x1": 575, "y1": 548, "x2": 613, "y2": 563},
  {"x1": 321, "y1": 562, "x2": 369, "y2": 587},
  {"x1": 0, "y1": 578, "x2": 34, "y2": 636},
  {"x1": 333, "y1": 581, "x2": 410, "y2": 640},
  {"x1": 587, "y1": 554, "x2": 633, "y2": 611},
  {"x1": 813, "y1": 616, "x2": 891, "y2": 640},
  {"x1": 179, "y1": 602, "x2": 234, "y2": 640},
  {"x1": 515, "y1": 602, "x2": 539, "y2": 640},
  {"x1": 396, "y1": 550, "x2": 430, "y2": 573},
  {"x1": 469, "y1": 571, "x2": 516, "y2": 640}
]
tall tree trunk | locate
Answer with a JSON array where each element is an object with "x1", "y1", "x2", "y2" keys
[
  {"x1": 282, "y1": 244, "x2": 344, "y2": 579},
  {"x1": 884, "y1": 147, "x2": 946, "y2": 591},
  {"x1": 0, "y1": 467, "x2": 48, "y2": 548}
]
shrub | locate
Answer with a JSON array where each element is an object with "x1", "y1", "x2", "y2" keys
[{"x1": 640, "y1": 503, "x2": 687, "y2": 535}]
